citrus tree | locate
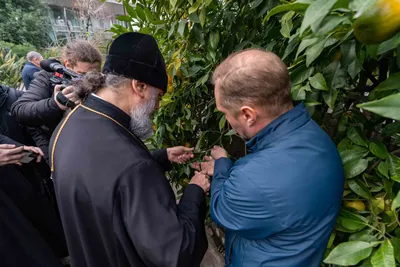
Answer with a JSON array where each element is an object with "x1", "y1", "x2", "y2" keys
[{"x1": 110, "y1": 0, "x2": 400, "y2": 265}]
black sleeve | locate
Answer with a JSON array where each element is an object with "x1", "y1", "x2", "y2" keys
[
  {"x1": 11, "y1": 71, "x2": 64, "y2": 126},
  {"x1": 119, "y1": 160, "x2": 208, "y2": 267},
  {"x1": 0, "y1": 134, "x2": 22, "y2": 146},
  {"x1": 150, "y1": 148, "x2": 172, "y2": 171}
]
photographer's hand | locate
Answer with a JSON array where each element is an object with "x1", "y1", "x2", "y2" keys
[{"x1": 54, "y1": 85, "x2": 81, "y2": 110}]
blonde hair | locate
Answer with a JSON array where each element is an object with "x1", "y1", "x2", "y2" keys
[{"x1": 62, "y1": 40, "x2": 102, "y2": 67}]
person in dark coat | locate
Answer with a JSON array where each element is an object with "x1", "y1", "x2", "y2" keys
[
  {"x1": 12, "y1": 40, "x2": 102, "y2": 163},
  {"x1": 21, "y1": 51, "x2": 43, "y2": 90},
  {"x1": 0, "y1": 85, "x2": 69, "y2": 263},
  {"x1": 193, "y1": 50, "x2": 344, "y2": 267},
  {"x1": 0, "y1": 136, "x2": 67, "y2": 266},
  {"x1": 50, "y1": 32, "x2": 209, "y2": 267}
]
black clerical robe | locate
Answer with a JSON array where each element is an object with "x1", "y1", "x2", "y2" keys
[{"x1": 50, "y1": 94, "x2": 208, "y2": 267}]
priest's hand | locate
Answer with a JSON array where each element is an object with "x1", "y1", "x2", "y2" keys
[
  {"x1": 167, "y1": 146, "x2": 194, "y2": 164},
  {"x1": 0, "y1": 144, "x2": 24, "y2": 166},
  {"x1": 191, "y1": 155, "x2": 214, "y2": 176},
  {"x1": 211, "y1": 145, "x2": 228, "y2": 160},
  {"x1": 190, "y1": 171, "x2": 210, "y2": 193}
]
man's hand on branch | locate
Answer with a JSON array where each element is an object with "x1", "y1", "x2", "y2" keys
[
  {"x1": 211, "y1": 145, "x2": 228, "y2": 160},
  {"x1": 191, "y1": 155, "x2": 214, "y2": 176}
]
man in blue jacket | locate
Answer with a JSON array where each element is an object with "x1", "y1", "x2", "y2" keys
[
  {"x1": 195, "y1": 49, "x2": 344, "y2": 266},
  {"x1": 21, "y1": 51, "x2": 43, "y2": 90}
]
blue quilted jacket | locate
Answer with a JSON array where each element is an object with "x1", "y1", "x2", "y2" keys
[{"x1": 210, "y1": 103, "x2": 344, "y2": 267}]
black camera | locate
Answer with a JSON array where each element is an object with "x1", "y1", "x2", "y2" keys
[{"x1": 40, "y1": 59, "x2": 82, "y2": 108}]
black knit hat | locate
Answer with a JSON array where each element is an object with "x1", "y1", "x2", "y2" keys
[{"x1": 102, "y1": 32, "x2": 168, "y2": 92}]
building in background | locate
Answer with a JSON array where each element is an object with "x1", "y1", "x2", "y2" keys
[{"x1": 46, "y1": 0, "x2": 126, "y2": 45}]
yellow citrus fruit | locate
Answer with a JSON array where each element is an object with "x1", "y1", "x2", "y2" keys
[
  {"x1": 354, "y1": 0, "x2": 400, "y2": 44},
  {"x1": 184, "y1": 142, "x2": 191, "y2": 148},
  {"x1": 344, "y1": 201, "x2": 366, "y2": 211}
]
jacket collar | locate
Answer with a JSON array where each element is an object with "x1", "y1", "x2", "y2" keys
[
  {"x1": 246, "y1": 103, "x2": 310, "y2": 153},
  {"x1": 25, "y1": 61, "x2": 40, "y2": 69},
  {"x1": 83, "y1": 93, "x2": 131, "y2": 130}
]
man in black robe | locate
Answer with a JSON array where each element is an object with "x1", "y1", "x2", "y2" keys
[{"x1": 50, "y1": 32, "x2": 210, "y2": 267}]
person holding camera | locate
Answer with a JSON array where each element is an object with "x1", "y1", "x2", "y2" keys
[
  {"x1": 11, "y1": 40, "x2": 102, "y2": 163},
  {"x1": 50, "y1": 32, "x2": 209, "y2": 267}
]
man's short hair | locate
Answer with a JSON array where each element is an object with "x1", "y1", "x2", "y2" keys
[
  {"x1": 26, "y1": 51, "x2": 42, "y2": 61},
  {"x1": 62, "y1": 40, "x2": 102, "y2": 67},
  {"x1": 212, "y1": 49, "x2": 292, "y2": 117}
]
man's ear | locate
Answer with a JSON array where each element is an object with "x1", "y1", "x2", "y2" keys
[
  {"x1": 240, "y1": 106, "x2": 257, "y2": 126},
  {"x1": 64, "y1": 59, "x2": 71, "y2": 69},
  {"x1": 131, "y1": 80, "x2": 147, "y2": 97}
]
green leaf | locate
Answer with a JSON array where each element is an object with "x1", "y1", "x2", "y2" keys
[
  {"x1": 378, "y1": 161, "x2": 390, "y2": 179},
  {"x1": 143, "y1": 6, "x2": 155, "y2": 22},
  {"x1": 391, "y1": 238, "x2": 400, "y2": 263},
  {"x1": 358, "y1": 93, "x2": 400, "y2": 121},
  {"x1": 324, "y1": 61, "x2": 347, "y2": 91},
  {"x1": 348, "y1": 179, "x2": 372, "y2": 199},
  {"x1": 290, "y1": 64, "x2": 315, "y2": 85},
  {"x1": 219, "y1": 115, "x2": 226, "y2": 131},
  {"x1": 377, "y1": 33, "x2": 400, "y2": 55},
  {"x1": 135, "y1": 5, "x2": 146, "y2": 21},
  {"x1": 170, "y1": 0, "x2": 177, "y2": 8},
  {"x1": 341, "y1": 40, "x2": 357, "y2": 67},
  {"x1": 323, "y1": 87, "x2": 338, "y2": 109},
  {"x1": 349, "y1": 229, "x2": 379, "y2": 242},
  {"x1": 350, "y1": 0, "x2": 376, "y2": 18},
  {"x1": 316, "y1": 16, "x2": 349, "y2": 36},
  {"x1": 296, "y1": 38, "x2": 319, "y2": 58},
  {"x1": 189, "y1": 0, "x2": 202, "y2": 14},
  {"x1": 340, "y1": 146, "x2": 369, "y2": 165},
  {"x1": 309, "y1": 73, "x2": 328, "y2": 91},
  {"x1": 283, "y1": 32, "x2": 300, "y2": 59},
  {"x1": 291, "y1": 85, "x2": 306, "y2": 100},
  {"x1": 225, "y1": 129, "x2": 237, "y2": 136},
  {"x1": 369, "y1": 142, "x2": 388, "y2": 160},
  {"x1": 369, "y1": 72, "x2": 400, "y2": 100},
  {"x1": 280, "y1": 11, "x2": 295, "y2": 38},
  {"x1": 324, "y1": 241, "x2": 375, "y2": 265},
  {"x1": 392, "y1": 191, "x2": 400, "y2": 211},
  {"x1": 178, "y1": 19, "x2": 186, "y2": 37},
  {"x1": 263, "y1": 2, "x2": 309, "y2": 23},
  {"x1": 347, "y1": 127, "x2": 368, "y2": 147},
  {"x1": 250, "y1": 0, "x2": 264, "y2": 9},
  {"x1": 371, "y1": 240, "x2": 396, "y2": 267},
  {"x1": 387, "y1": 154, "x2": 400, "y2": 182},
  {"x1": 304, "y1": 100, "x2": 321, "y2": 107},
  {"x1": 124, "y1": 2, "x2": 137, "y2": 18},
  {"x1": 191, "y1": 24, "x2": 204, "y2": 44},
  {"x1": 348, "y1": 59, "x2": 362, "y2": 79},
  {"x1": 209, "y1": 31, "x2": 220, "y2": 50},
  {"x1": 199, "y1": 7, "x2": 206, "y2": 27},
  {"x1": 300, "y1": 0, "x2": 338, "y2": 35},
  {"x1": 344, "y1": 158, "x2": 368, "y2": 179},
  {"x1": 305, "y1": 38, "x2": 327, "y2": 66},
  {"x1": 339, "y1": 210, "x2": 368, "y2": 231},
  {"x1": 116, "y1": 15, "x2": 132, "y2": 22}
]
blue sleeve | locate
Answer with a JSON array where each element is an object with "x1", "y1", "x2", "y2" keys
[{"x1": 210, "y1": 158, "x2": 279, "y2": 239}]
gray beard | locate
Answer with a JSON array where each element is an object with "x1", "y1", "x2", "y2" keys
[{"x1": 129, "y1": 89, "x2": 156, "y2": 140}]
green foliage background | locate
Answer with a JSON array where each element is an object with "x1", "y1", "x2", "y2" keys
[{"x1": 0, "y1": 0, "x2": 50, "y2": 49}]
